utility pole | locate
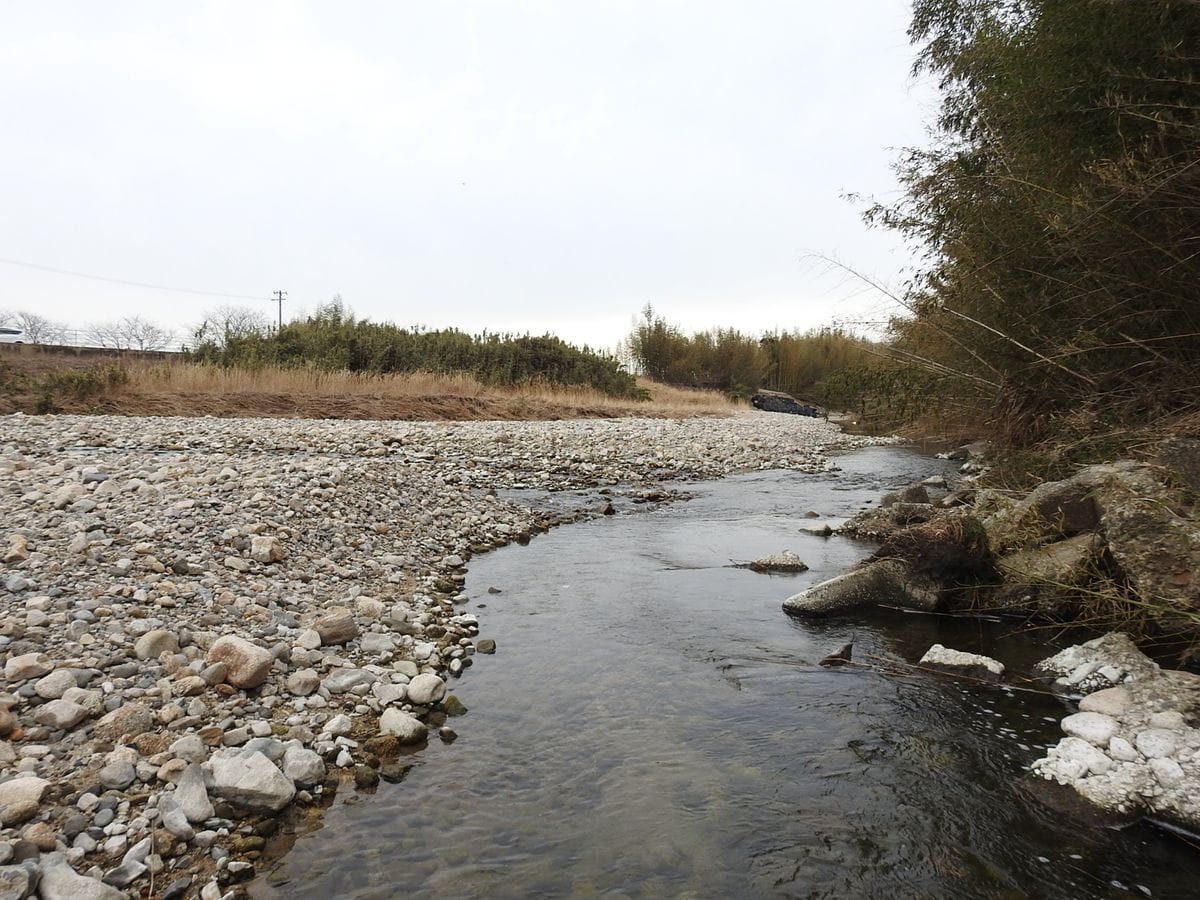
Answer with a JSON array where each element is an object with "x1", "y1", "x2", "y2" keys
[{"x1": 272, "y1": 290, "x2": 287, "y2": 331}]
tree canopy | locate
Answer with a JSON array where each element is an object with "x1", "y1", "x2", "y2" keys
[{"x1": 876, "y1": 0, "x2": 1200, "y2": 442}]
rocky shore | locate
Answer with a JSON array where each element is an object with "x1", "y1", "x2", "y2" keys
[
  {"x1": 780, "y1": 437, "x2": 1200, "y2": 836},
  {"x1": 0, "y1": 411, "x2": 877, "y2": 900}
]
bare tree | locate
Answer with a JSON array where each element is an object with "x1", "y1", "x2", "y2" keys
[
  {"x1": 7, "y1": 310, "x2": 64, "y2": 344},
  {"x1": 193, "y1": 304, "x2": 270, "y2": 348},
  {"x1": 121, "y1": 316, "x2": 172, "y2": 351},
  {"x1": 87, "y1": 321, "x2": 126, "y2": 350},
  {"x1": 87, "y1": 316, "x2": 173, "y2": 351}
]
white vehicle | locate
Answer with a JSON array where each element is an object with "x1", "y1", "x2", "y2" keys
[{"x1": 0, "y1": 328, "x2": 24, "y2": 344}]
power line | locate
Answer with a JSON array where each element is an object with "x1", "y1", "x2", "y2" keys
[
  {"x1": 272, "y1": 290, "x2": 286, "y2": 329},
  {"x1": 0, "y1": 255, "x2": 268, "y2": 302}
]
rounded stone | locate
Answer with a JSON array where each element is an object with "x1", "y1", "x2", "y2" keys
[
  {"x1": 206, "y1": 636, "x2": 274, "y2": 689},
  {"x1": 1135, "y1": 728, "x2": 1178, "y2": 760},
  {"x1": 286, "y1": 669, "x2": 320, "y2": 697},
  {"x1": 1077, "y1": 686, "x2": 1132, "y2": 717},
  {"x1": 1061, "y1": 711, "x2": 1119, "y2": 747},
  {"x1": 405, "y1": 674, "x2": 446, "y2": 706},
  {"x1": 33, "y1": 669, "x2": 78, "y2": 700},
  {"x1": 135, "y1": 629, "x2": 180, "y2": 661}
]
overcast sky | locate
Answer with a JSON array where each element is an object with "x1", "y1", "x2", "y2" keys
[{"x1": 0, "y1": 1, "x2": 934, "y2": 351}]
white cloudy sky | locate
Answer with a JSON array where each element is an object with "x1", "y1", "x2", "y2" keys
[{"x1": 0, "y1": 1, "x2": 934, "y2": 351}]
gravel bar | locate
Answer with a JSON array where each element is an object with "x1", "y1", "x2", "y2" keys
[{"x1": 0, "y1": 411, "x2": 884, "y2": 899}]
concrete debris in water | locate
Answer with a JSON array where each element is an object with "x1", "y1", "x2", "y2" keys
[
  {"x1": 1031, "y1": 632, "x2": 1200, "y2": 831},
  {"x1": 918, "y1": 644, "x2": 1005, "y2": 681}
]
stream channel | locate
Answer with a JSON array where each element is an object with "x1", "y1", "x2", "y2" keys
[{"x1": 252, "y1": 446, "x2": 1200, "y2": 899}]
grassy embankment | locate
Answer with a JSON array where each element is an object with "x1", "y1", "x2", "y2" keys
[{"x1": 0, "y1": 346, "x2": 735, "y2": 420}]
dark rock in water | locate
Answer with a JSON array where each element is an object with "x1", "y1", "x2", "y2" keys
[
  {"x1": 819, "y1": 642, "x2": 854, "y2": 667},
  {"x1": 476, "y1": 639, "x2": 497, "y2": 654},
  {"x1": 487, "y1": 586, "x2": 502, "y2": 594},
  {"x1": 354, "y1": 765, "x2": 380, "y2": 790},
  {"x1": 379, "y1": 759, "x2": 418, "y2": 783},
  {"x1": 750, "y1": 390, "x2": 823, "y2": 417},
  {"x1": 602, "y1": 501, "x2": 616, "y2": 516},
  {"x1": 868, "y1": 510, "x2": 995, "y2": 586}
]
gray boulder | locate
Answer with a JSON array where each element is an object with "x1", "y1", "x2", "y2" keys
[
  {"x1": 322, "y1": 668, "x2": 378, "y2": 694},
  {"x1": 0, "y1": 863, "x2": 36, "y2": 900},
  {"x1": 207, "y1": 750, "x2": 295, "y2": 813},
  {"x1": 33, "y1": 699, "x2": 90, "y2": 730},
  {"x1": 281, "y1": 746, "x2": 325, "y2": 786},
  {"x1": 994, "y1": 533, "x2": 1103, "y2": 616},
  {"x1": 405, "y1": 674, "x2": 446, "y2": 705},
  {"x1": 38, "y1": 853, "x2": 128, "y2": 900}
]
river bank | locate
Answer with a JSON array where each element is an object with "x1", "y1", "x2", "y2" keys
[{"x1": 0, "y1": 410, "x2": 881, "y2": 899}]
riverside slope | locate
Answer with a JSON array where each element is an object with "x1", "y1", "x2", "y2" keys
[{"x1": 0, "y1": 411, "x2": 881, "y2": 898}]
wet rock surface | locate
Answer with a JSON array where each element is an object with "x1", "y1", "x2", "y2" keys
[{"x1": 0, "y1": 410, "x2": 873, "y2": 896}]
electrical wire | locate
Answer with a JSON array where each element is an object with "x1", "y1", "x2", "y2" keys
[{"x1": 0, "y1": 256, "x2": 267, "y2": 302}]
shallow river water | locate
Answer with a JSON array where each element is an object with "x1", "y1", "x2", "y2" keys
[{"x1": 252, "y1": 447, "x2": 1200, "y2": 899}]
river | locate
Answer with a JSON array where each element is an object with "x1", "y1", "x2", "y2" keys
[{"x1": 250, "y1": 446, "x2": 1200, "y2": 898}]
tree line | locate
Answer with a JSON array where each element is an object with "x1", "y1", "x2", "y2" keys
[
  {"x1": 619, "y1": 305, "x2": 879, "y2": 403},
  {"x1": 868, "y1": 0, "x2": 1200, "y2": 446},
  {"x1": 189, "y1": 298, "x2": 641, "y2": 398}
]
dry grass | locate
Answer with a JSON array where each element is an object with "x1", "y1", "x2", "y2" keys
[{"x1": 0, "y1": 349, "x2": 738, "y2": 421}]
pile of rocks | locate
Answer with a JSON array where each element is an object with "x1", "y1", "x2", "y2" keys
[
  {"x1": 891, "y1": 632, "x2": 1199, "y2": 834},
  {"x1": 0, "y1": 411, "x2": 871, "y2": 898},
  {"x1": 784, "y1": 442, "x2": 1200, "y2": 628},
  {"x1": 1031, "y1": 633, "x2": 1200, "y2": 829}
]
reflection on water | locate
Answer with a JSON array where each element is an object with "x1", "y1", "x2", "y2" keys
[{"x1": 251, "y1": 447, "x2": 1200, "y2": 899}]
